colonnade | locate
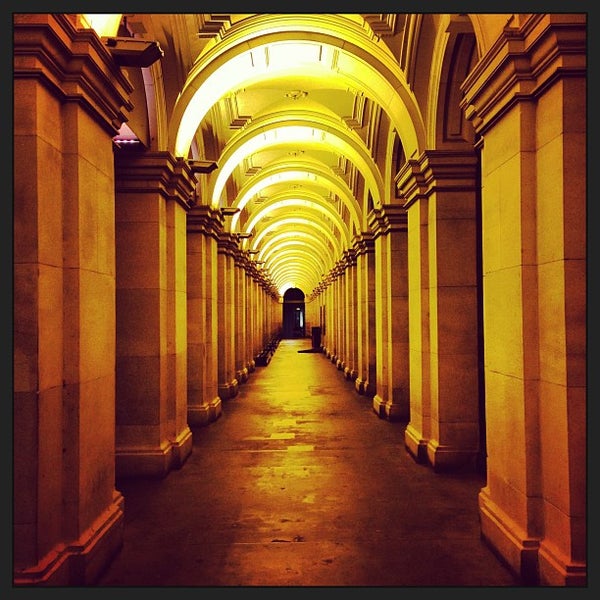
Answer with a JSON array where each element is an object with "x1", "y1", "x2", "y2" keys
[{"x1": 13, "y1": 13, "x2": 586, "y2": 587}]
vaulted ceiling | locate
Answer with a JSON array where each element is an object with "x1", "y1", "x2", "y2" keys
[{"x1": 91, "y1": 13, "x2": 434, "y2": 298}]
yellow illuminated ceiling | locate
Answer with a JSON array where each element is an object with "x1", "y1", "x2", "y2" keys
[{"x1": 86, "y1": 13, "x2": 427, "y2": 300}]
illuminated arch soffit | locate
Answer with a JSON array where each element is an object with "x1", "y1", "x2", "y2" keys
[
  {"x1": 211, "y1": 124, "x2": 383, "y2": 209},
  {"x1": 172, "y1": 38, "x2": 422, "y2": 161}
]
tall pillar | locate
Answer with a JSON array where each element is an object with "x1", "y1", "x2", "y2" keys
[
  {"x1": 461, "y1": 14, "x2": 586, "y2": 585},
  {"x1": 403, "y1": 151, "x2": 482, "y2": 468},
  {"x1": 245, "y1": 263, "x2": 256, "y2": 373},
  {"x1": 343, "y1": 253, "x2": 359, "y2": 380},
  {"x1": 13, "y1": 14, "x2": 131, "y2": 585},
  {"x1": 233, "y1": 250, "x2": 249, "y2": 383},
  {"x1": 323, "y1": 280, "x2": 333, "y2": 358},
  {"x1": 186, "y1": 206, "x2": 222, "y2": 426},
  {"x1": 333, "y1": 265, "x2": 345, "y2": 368},
  {"x1": 341, "y1": 251, "x2": 352, "y2": 377},
  {"x1": 370, "y1": 205, "x2": 410, "y2": 421},
  {"x1": 114, "y1": 151, "x2": 195, "y2": 478},
  {"x1": 217, "y1": 234, "x2": 239, "y2": 400},
  {"x1": 402, "y1": 166, "x2": 431, "y2": 463},
  {"x1": 353, "y1": 235, "x2": 376, "y2": 397}
]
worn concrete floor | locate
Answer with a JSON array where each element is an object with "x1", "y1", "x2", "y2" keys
[{"x1": 95, "y1": 338, "x2": 521, "y2": 589}]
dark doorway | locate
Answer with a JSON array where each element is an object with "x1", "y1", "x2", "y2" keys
[{"x1": 282, "y1": 287, "x2": 305, "y2": 338}]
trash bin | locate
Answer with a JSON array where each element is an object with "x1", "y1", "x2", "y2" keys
[{"x1": 311, "y1": 326, "x2": 321, "y2": 349}]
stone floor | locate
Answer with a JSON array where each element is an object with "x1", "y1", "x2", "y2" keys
[{"x1": 95, "y1": 337, "x2": 522, "y2": 589}]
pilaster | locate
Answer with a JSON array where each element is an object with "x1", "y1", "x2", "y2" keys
[
  {"x1": 342, "y1": 249, "x2": 359, "y2": 381},
  {"x1": 352, "y1": 234, "x2": 376, "y2": 397},
  {"x1": 369, "y1": 205, "x2": 409, "y2": 421},
  {"x1": 13, "y1": 13, "x2": 132, "y2": 585},
  {"x1": 114, "y1": 150, "x2": 196, "y2": 477},
  {"x1": 461, "y1": 14, "x2": 586, "y2": 585},
  {"x1": 233, "y1": 248, "x2": 250, "y2": 383},
  {"x1": 217, "y1": 233, "x2": 240, "y2": 400},
  {"x1": 186, "y1": 206, "x2": 223, "y2": 426}
]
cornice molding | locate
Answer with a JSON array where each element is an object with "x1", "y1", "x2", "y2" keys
[
  {"x1": 14, "y1": 13, "x2": 134, "y2": 137},
  {"x1": 115, "y1": 151, "x2": 197, "y2": 210},
  {"x1": 461, "y1": 14, "x2": 586, "y2": 135}
]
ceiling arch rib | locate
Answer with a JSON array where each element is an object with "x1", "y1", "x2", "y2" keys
[
  {"x1": 252, "y1": 223, "x2": 340, "y2": 265},
  {"x1": 210, "y1": 117, "x2": 384, "y2": 214},
  {"x1": 231, "y1": 158, "x2": 362, "y2": 233},
  {"x1": 255, "y1": 231, "x2": 336, "y2": 296},
  {"x1": 267, "y1": 254, "x2": 328, "y2": 291},
  {"x1": 269, "y1": 266, "x2": 319, "y2": 297},
  {"x1": 169, "y1": 20, "x2": 425, "y2": 161},
  {"x1": 257, "y1": 237, "x2": 334, "y2": 275},
  {"x1": 243, "y1": 196, "x2": 351, "y2": 250},
  {"x1": 257, "y1": 244, "x2": 330, "y2": 276},
  {"x1": 165, "y1": 14, "x2": 428, "y2": 300}
]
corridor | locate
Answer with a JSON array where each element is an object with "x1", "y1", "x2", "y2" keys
[{"x1": 96, "y1": 338, "x2": 520, "y2": 588}]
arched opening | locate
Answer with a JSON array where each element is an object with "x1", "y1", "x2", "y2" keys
[{"x1": 282, "y1": 287, "x2": 306, "y2": 338}]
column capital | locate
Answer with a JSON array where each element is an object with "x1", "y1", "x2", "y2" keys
[
  {"x1": 460, "y1": 14, "x2": 586, "y2": 136},
  {"x1": 396, "y1": 150, "x2": 479, "y2": 210},
  {"x1": 115, "y1": 151, "x2": 198, "y2": 210},
  {"x1": 343, "y1": 248, "x2": 358, "y2": 267},
  {"x1": 187, "y1": 205, "x2": 224, "y2": 238},
  {"x1": 352, "y1": 233, "x2": 375, "y2": 255},
  {"x1": 367, "y1": 204, "x2": 408, "y2": 237},
  {"x1": 217, "y1": 232, "x2": 239, "y2": 255},
  {"x1": 13, "y1": 13, "x2": 134, "y2": 137}
]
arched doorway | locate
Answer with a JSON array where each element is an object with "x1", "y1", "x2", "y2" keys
[{"x1": 282, "y1": 287, "x2": 305, "y2": 338}]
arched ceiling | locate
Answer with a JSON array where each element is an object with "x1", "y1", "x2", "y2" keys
[{"x1": 87, "y1": 13, "x2": 428, "y2": 300}]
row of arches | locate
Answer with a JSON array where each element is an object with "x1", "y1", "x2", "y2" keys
[{"x1": 12, "y1": 12, "x2": 586, "y2": 587}]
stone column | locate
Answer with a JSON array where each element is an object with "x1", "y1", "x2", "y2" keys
[
  {"x1": 353, "y1": 235, "x2": 376, "y2": 397},
  {"x1": 114, "y1": 151, "x2": 195, "y2": 478},
  {"x1": 340, "y1": 251, "x2": 351, "y2": 374},
  {"x1": 401, "y1": 166, "x2": 431, "y2": 463},
  {"x1": 253, "y1": 276, "x2": 262, "y2": 357},
  {"x1": 370, "y1": 205, "x2": 410, "y2": 421},
  {"x1": 13, "y1": 14, "x2": 131, "y2": 585},
  {"x1": 333, "y1": 264, "x2": 344, "y2": 368},
  {"x1": 325, "y1": 274, "x2": 335, "y2": 360},
  {"x1": 217, "y1": 234, "x2": 239, "y2": 400},
  {"x1": 344, "y1": 252, "x2": 359, "y2": 381},
  {"x1": 321, "y1": 274, "x2": 331, "y2": 357},
  {"x1": 461, "y1": 14, "x2": 586, "y2": 585},
  {"x1": 233, "y1": 249, "x2": 249, "y2": 383},
  {"x1": 186, "y1": 206, "x2": 222, "y2": 426},
  {"x1": 245, "y1": 262, "x2": 256, "y2": 373}
]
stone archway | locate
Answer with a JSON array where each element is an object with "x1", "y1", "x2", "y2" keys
[{"x1": 282, "y1": 287, "x2": 306, "y2": 338}]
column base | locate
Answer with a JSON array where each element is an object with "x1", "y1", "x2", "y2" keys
[
  {"x1": 479, "y1": 487, "x2": 540, "y2": 585},
  {"x1": 13, "y1": 491, "x2": 125, "y2": 586},
  {"x1": 373, "y1": 395, "x2": 408, "y2": 421},
  {"x1": 236, "y1": 367, "x2": 249, "y2": 384},
  {"x1": 355, "y1": 377, "x2": 374, "y2": 397},
  {"x1": 343, "y1": 366, "x2": 357, "y2": 381},
  {"x1": 115, "y1": 429, "x2": 192, "y2": 478},
  {"x1": 171, "y1": 426, "x2": 193, "y2": 469},
  {"x1": 538, "y1": 539, "x2": 587, "y2": 586},
  {"x1": 218, "y1": 378, "x2": 239, "y2": 400},
  {"x1": 404, "y1": 423, "x2": 428, "y2": 463},
  {"x1": 426, "y1": 438, "x2": 479, "y2": 472},
  {"x1": 188, "y1": 396, "x2": 222, "y2": 427},
  {"x1": 372, "y1": 394, "x2": 386, "y2": 417}
]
